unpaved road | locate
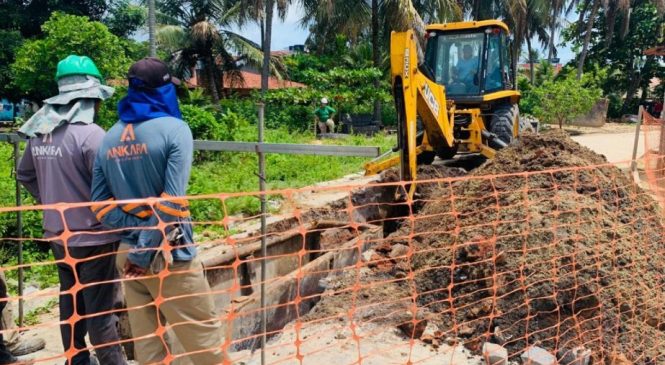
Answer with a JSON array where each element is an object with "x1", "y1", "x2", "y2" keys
[{"x1": 572, "y1": 132, "x2": 643, "y2": 164}]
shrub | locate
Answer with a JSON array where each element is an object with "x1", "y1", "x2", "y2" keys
[{"x1": 11, "y1": 12, "x2": 132, "y2": 101}]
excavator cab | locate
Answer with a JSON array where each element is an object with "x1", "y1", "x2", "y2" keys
[
  {"x1": 365, "y1": 20, "x2": 533, "y2": 188},
  {"x1": 423, "y1": 21, "x2": 524, "y2": 146},
  {"x1": 424, "y1": 22, "x2": 515, "y2": 100}
]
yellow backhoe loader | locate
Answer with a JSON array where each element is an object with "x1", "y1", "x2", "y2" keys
[{"x1": 366, "y1": 20, "x2": 534, "y2": 185}]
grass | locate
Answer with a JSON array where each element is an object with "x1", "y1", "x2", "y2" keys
[
  {"x1": 189, "y1": 129, "x2": 394, "y2": 219},
  {"x1": 19, "y1": 298, "x2": 58, "y2": 327}
]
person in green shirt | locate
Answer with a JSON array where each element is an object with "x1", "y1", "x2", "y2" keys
[{"x1": 314, "y1": 97, "x2": 336, "y2": 134}]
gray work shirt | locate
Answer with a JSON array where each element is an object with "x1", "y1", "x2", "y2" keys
[{"x1": 17, "y1": 123, "x2": 121, "y2": 246}]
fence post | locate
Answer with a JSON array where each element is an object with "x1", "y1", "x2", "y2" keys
[
  {"x1": 630, "y1": 106, "x2": 644, "y2": 180},
  {"x1": 257, "y1": 102, "x2": 267, "y2": 365},
  {"x1": 13, "y1": 140, "x2": 24, "y2": 327}
]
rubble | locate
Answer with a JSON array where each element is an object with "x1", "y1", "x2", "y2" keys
[
  {"x1": 520, "y1": 346, "x2": 557, "y2": 365},
  {"x1": 558, "y1": 346, "x2": 591, "y2": 365},
  {"x1": 482, "y1": 342, "x2": 508, "y2": 365}
]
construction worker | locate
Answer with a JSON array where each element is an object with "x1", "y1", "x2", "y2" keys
[
  {"x1": 0, "y1": 272, "x2": 46, "y2": 359},
  {"x1": 16, "y1": 56, "x2": 126, "y2": 365},
  {"x1": 90, "y1": 57, "x2": 226, "y2": 364},
  {"x1": 456, "y1": 44, "x2": 479, "y2": 92},
  {"x1": 314, "y1": 97, "x2": 336, "y2": 134}
]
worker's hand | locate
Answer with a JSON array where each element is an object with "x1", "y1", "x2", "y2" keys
[{"x1": 123, "y1": 260, "x2": 148, "y2": 278}]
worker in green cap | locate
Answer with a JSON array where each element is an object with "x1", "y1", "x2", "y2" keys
[{"x1": 17, "y1": 55, "x2": 127, "y2": 365}]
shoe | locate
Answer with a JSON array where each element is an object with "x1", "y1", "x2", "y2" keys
[{"x1": 7, "y1": 337, "x2": 45, "y2": 357}]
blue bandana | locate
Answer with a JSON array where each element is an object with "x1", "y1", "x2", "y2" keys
[{"x1": 118, "y1": 81, "x2": 182, "y2": 124}]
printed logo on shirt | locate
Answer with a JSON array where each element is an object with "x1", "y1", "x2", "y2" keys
[
  {"x1": 33, "y1": 133, "x2": 62, "y2": 159},
  {"x1": 108, "y1": 124, "x2": 148, "y2": 160},
  {"x1": 120, "y1": 124, "x2": 136, "y2": 142},
  {"x1": 32, "y1": 145, "x2": 63, "y2": 158}
]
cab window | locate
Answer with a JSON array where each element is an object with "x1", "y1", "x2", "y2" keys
[
  {"x1": 485, "y1": 32, "x2": 503, "y2": 92},
  {"x1": 425, "y1": 32, "x2": 484, "y2": 96}
]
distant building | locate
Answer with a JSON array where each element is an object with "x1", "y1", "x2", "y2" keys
[
  {"x1": 288, "y1": 45, "x2": 306, "y2": 53},
  {"x1": 187, "y1": 67, "x2": 306, "y2": 97}
]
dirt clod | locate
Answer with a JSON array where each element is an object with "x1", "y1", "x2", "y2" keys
[{"x1": 410, "y1": 132, "x2": 665, "y2": 363}]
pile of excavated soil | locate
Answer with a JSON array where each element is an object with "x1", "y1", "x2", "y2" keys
[{"x1": 410, "y1": 131, "x2": 665, "y2": 363}]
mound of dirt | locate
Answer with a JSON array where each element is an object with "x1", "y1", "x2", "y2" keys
[{"x1": 411, "y1": 131, "x2": 665, "y2": 363}]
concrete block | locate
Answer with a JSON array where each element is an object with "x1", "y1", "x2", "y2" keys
[
  {"x1": 559, "y1": 346, "x2": 591, "y2": 365},
  {"x1": 482, "y1": 342, "x2": 508, "y2": 365},
  {"x1": 521, "y1": 346, "x2": 557, "y2": 365}
]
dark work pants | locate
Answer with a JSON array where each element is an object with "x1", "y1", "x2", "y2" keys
[
  {"x1": 51, "y1": 242, "x2": 126, "y2": 365},
  {"x1": 0, "y1": 275, "x2": 14, "y2": 364}
]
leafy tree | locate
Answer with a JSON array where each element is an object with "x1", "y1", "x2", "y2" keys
[
  {"x1": 0, "y1": 0, "x2": 108, "y2": 37},
  {"x1": 0, "y1": 30, "x2": 23, "y2": 100},
  {"x1": 531, "y1": 74, "x2": 602, "y2": 128},
  {"x1": 104, "y1": 0, "x2": 147, "y2": 38},
  {"x1": 11, "y1": 12, "x2": 132, "y2": 101},
  {"x1": 156, "y1": 0, "x2": 282, "y2": 104},
  {"x1": 572, "y1": 0, "x2": 663, "y2": 80},
  {"x1": 564, "y1": 1, "x2": 664, "y2": 114}
]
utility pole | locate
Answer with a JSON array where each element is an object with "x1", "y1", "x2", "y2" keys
[{"x1": 148, "y1": 0, "x2": 157, "y2": 57}]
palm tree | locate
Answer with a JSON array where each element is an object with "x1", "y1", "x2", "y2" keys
[
  {"x1": 156, "y1": 0, "x2": 283, "y2": 103},
  {"x1": 575, "y1": 0, "x2": 664, "y2": 80},
  {"x1": 546, "y1": 0, "x2": 565, "y2": 60}
]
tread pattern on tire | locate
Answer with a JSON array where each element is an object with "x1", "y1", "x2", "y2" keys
[{"x1": 490, "y1": 104, "x2": 519, "y2": 147}]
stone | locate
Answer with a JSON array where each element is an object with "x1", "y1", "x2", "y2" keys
[
  {"x1": 521, "y1": 346, "x2": 557, "y2": 365},
  {"x1": 361, "y1": 249, "x2": 376, "y2": 263},
  {"x1": 558, "y1": 346, "x2": 591, "y2": 365},
  {"x1": 389, "y1": 243, "x2": 410, "y2": 259},
  {"x1": 482, "y1": 342, "x2": 508, "y2": 365},
  {"x1": 457, "y1": 324, "x2": 474, "y2": 337},
  {"x1": 395, "y1": 311, "x2": 428, "y2": 339}
]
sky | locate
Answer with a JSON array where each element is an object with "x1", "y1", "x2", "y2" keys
[{"x1": 231, "y1": 4, "x2": 579, "y2": 64}]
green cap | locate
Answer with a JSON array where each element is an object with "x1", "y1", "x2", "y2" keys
[{"x1": 55, "y1": 55, "x2": 104, "y2": 82}]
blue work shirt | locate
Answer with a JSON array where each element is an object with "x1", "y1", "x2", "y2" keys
[
  {"x1": 90, "y1": 117, "x2": 196, "y2": 268},
  {"x1": 456, "y1": 56, "x2": 479, "y2": 85}
]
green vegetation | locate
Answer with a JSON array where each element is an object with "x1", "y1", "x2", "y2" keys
[
  {"x1": 11, "y1": 12, "x2": 132, "y2": 101},
  {"x1": 19, "y1": 298, "x2": 58, "y2": 327}
]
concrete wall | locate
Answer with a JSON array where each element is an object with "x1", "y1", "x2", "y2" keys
[
  {"x1": 570, "y1": 98, "x2": 609, "y2": 127},
  {"x1": 202, "y1": 224, "x2": 381, "y2": 351}
]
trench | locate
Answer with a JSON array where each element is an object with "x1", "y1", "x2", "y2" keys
[{"x1": 200, "y1": 181, "x2": 411, "y2": 351}]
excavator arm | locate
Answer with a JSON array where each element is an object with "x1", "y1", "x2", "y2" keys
[{"x1": 365, "y1": 30, "x2": 454, "y2": 186}]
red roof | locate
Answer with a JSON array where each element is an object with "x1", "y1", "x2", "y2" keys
[{"x1": 223, "y1": 71, "x2": 306, "y2": 90}]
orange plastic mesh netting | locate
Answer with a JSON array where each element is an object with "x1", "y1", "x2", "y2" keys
[{"x1": 0, "y1": 131, "x2": 664, "y2": 365}]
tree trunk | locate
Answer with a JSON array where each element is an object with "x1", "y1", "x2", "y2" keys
[
  {"x1": 148, "y1": 0, "x2": 156, "y2": 57},
  {"x1": 547, "y1": 18, "x2": 556, "y2": 61},
  {"x1": 261, "y1": 0, "x2": 274, "y2": 95},
  {"x1": 577, "y1": 0, "x2": 600, "y2": 80},
  {"x1": 622, "y1": 69, "x2": 642, "y2": 114},
  {"x1": 472, "y1": 0, "x2": 481, "y2": 20},
  {"x1": 206, "y1": 57, "x2": 220, "y2": 104},
  {"x1": 527, "y1": 35, "x2": 535, "y2": 84},
  {"x1": 372, "y1": 0, "x2": 381, "y2": 125}
]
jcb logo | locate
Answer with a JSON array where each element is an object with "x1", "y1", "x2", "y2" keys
[{"x1": 120, "y1": 124, "x2": 136, "y2": 142}]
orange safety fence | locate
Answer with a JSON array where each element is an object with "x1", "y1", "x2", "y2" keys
[
  {"x1": 1, "y1": 138, "x2": 665, "y2": 364},
  {"x1": 642, "y1": 109, "x2": 665, "y2": 199}
]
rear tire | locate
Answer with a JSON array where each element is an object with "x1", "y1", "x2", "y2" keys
[{"x1": 489, "y1": 104, "x2": 519, "y2": 148}]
